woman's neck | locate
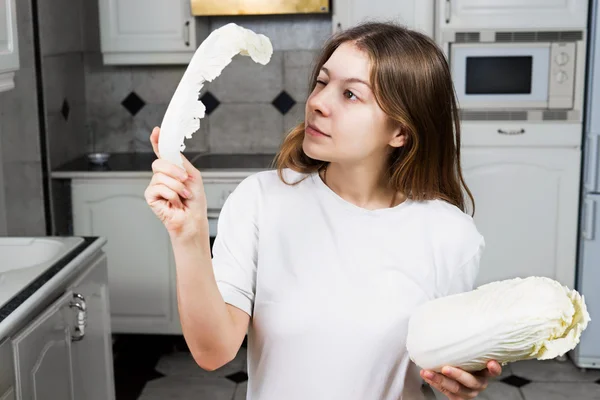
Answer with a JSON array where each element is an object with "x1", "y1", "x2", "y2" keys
[{"x1": 320, "y1": 162, "x2": 404, "y2": 210}]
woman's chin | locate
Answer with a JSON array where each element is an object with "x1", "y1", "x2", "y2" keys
[{"x1": 302, "y1": 139, "x2": 330, "y2": 162}]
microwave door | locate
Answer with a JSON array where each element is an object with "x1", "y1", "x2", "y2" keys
[{"x1": 451, "y1": 43, "x2": 551, "y2": 110}]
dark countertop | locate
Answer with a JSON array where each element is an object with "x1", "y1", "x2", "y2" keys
[
  {"x1": 0, "y1": 237, "x2": 98, "y2": 324},
  {"x1": 51, "y1": 152, "x2": 278, "y2": 178}
]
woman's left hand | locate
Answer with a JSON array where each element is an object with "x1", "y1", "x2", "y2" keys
[{"x1": 420, "y1": 360, "x2": 502, "y2": 399}]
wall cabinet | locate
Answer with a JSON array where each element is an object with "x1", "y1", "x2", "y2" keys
[
  {"x1": 0, "y1": 0, "x2": 19, "y2": 91},
  {"x1": 332, "y1": 0, "x2": 435, "y2": 37},
  {"x1": 437, "y1": 0, "x2": 588, "y2": 32},
  {"x1": 461, "y1": 146, "x2": 581, "y2": 289},
  {"x1": 98, "y1": 0, "x2": 206, "y2": 65}
]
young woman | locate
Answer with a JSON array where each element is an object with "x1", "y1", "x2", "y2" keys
[{"x1": 145, "y1": 22, "x2": 502, "y2": 400}]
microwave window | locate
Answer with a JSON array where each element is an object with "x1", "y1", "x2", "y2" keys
[{"x1": 465, "y1": 56, "x2": 533, "y2": 95}]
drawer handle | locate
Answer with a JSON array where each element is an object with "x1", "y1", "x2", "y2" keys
[
  {"x1": 70, "y1": 292, "x2": 87, "y2": 341},
  {"x1": 497, "y1": 128, "x2": 525, "y2": 135},
  {"x1": 184, "y1": 21, "x2": 190, "y2": 46}
]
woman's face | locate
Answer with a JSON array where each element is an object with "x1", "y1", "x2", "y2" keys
[{"x1": 303, "y1": 42, "x2": 405, "y2": 165}]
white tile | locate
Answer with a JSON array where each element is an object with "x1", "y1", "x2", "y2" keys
[
  {"x1": 283, "y1": 102, "x2": 305, "y2": 134},
  {"x1": 521, "y1": 382, "x2": 600, "y2": 400},
  {"x1": 210, "y1": 52, "x2": 283, "y2": 103},
  {"x1": 131, "y1": 66, "x2": 186, "y2": 105},
  {"x1": 85, "y1": 53, "x2": 133, "y2": 106},
  {"x1": 87, "y1": 103, "x2": 134, "y2": 153},
  {"x1": 284, "y1": 67, "x2": 312, "y2": 103},
  {"x1": 510, "y1": 359, "x2": 600, "y2": 383},
  {"x1": 284, "y1": 50, "x2": 320, "y2": 69},
  {"x1": 15, "y1": 0, "x2": 35, "y2": 68},
  {"x1": 138, "y1": 376, "x2": 236, "y2": 400},
  {"x1": 81, "y1": 0, "x2": 101, "y2": 52},
  {"x1": 208, "y1": 104, "x2": 284, "y2": 153}
]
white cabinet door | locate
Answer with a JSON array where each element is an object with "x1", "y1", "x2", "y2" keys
[
  {"x1": 70, "y1": 254, "x2": 116, "y2": 400},
  {"x1": 12, "y1": 292, "x2": 75, "y2": 400},
  {"x1": 332, "y1": 0, "x2": 434, "y2": 37},
  {"x1": 0, "y1": 0, "x2": 19, "y2": 92},
  {"x1": 438, "y1": 0, "x2": 588, "y2": 31},
  {"x1": 99, "y1": 0, "x2": 196, "y2": 64},
  {"x1": 71, "y1": 179, "x2": 180, "y2": 334},
  {"x1": 461, "y1": 147, "x2": 581, "y2": 289}
]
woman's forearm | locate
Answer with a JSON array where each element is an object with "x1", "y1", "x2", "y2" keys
[{"x1": 170, "y1": 225, "x2": 236, "y2": 369}]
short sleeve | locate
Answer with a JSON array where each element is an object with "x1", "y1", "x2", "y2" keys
[
  {"x1": 443, "y1": 236, "x2": 485, "y2": 297},
  {"x1": 211, "y1": 175, "x2": 260, "y2": 317}
]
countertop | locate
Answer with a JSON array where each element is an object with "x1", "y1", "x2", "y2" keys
[
  {"x1": 0, "y1": 237, "x2": 106, "y2": 340},
  {"x1": 51, "y1": 152, "x2": 278, "y2": 179}
]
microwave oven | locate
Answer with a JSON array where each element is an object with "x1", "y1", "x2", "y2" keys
[{"x1": 450, "y1": 42, "x2": 577, "y2": 111}]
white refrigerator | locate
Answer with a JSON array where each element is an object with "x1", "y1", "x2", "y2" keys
[{"x1": 572, "y1": 0, "x2": 600, "y2": 369}]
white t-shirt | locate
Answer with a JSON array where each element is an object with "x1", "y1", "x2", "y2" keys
[{"x1": 211, "y1": 169, "x2": 485, "y2": 400}]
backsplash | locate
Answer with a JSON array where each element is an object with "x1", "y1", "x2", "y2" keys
[{"x1": 84, "y1": 15, "x2": 331, "y2": 154}]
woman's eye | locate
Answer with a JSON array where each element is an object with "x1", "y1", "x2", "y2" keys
[
  {"x1": 344, "y1": 90, "x2": 357, "y2": 101},
  {"x1": 316, "y1": 80, "x2": 327, "y2": 85}
]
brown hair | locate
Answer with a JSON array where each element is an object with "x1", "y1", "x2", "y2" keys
[{"x1": 273, "y1": 22, "x2": 475, "y2": 216}]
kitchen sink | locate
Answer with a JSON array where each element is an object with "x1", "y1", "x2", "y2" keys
[{"x1": 0, "y1": 237, "x2": 84, "y2": 274}]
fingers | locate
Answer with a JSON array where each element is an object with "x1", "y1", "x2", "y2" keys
[
  {"x1": 152, "y1": 158, "x2": 189, "y2": 182},
  {"x1": 441, "y1": 366, "x2": 488, "y2": 390},
  {"x1": 151, "y1": 172, "x2": 192, "y2": 200},
  {"x1": 150, "y1": 126, "x2": 160, "y2": 157},
  {"x1": 421, "y1": 369, "x2": 484, "y2": 400},
  {"x1": 145, "y1": 183, "x2": 184, "y2": 210}
]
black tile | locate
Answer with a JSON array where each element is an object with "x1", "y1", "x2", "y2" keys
[
  {"x1": 501, "y1": 375, "x2": 531, "y2": 388},
  {"x1": 596, "y1": 378, "x2": 600, "y2": 385},
  {"x1": 112, "y1": 334, "x2": 182, "y2": 400},
  {"x1": 199, "y1": 91, "x2": 220, "y2": 115},
  {"x1": 61, "y1": 99, "x2": 70, "y2": 121},
  {"x1": 226, "y1": 371, "x2": 248, "y2": 384},
  {"x1": 121, "y1": 92, "x2": 146, "y2": 116},
  {"x1": 272, "y1": 91, "x2": 296, "y2": 115}
]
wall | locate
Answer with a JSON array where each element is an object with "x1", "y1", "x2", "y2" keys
[
  {"x1": 0, "y1": 0, "x2": 45, "y2": 236},
  {"x1": 82, "y1": 3, "x2": 332, "y2": 153}
]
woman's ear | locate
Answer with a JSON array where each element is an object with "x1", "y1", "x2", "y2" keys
[{"x1": 389, "y1": 125, "x2": 408, "y2": 148}]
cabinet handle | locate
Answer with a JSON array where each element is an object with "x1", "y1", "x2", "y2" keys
[
  {"x1": 584, "y1": 134, "x2": 599, "y2": 192},
  {"x1": 445, "y1": 0, "x2": 451, "y2": 23},
  {"x1": 70, "y1": 292, "x2": 87, "y2": 341},
  {"x1": 583, "y1": 198, "x2": 596, "y2": 241},
  {"x1": 184, "y1": 21, "x2": 190, "y2": 47},
  {"x1": 336, "y1": 22, "x2": 342, "y2": 33},
  {"x1": 497, "y1": 128, "x2": 525, "y2": 135}
]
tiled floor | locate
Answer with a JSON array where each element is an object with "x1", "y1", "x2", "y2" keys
[{"x1": 113, "y1": 334, "x2": 600, "y2": 400}]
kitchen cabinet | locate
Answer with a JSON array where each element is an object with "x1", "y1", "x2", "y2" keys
[
  {"x1": 11, "y1": 254, "x2": 115, "y2": 400},
  {"x1": 0, "y1": 0, "x2": 19, "y2": 92},
  {"x1": 71, "y1": 179, "x2": 181, "y2": 334},
  {"x1": 460, "y1": 147, "x2": 581, "y2": 289},
  {"x1": 332, "y1": 0, "x2": 435, "y2": 37},
  {"x1": 98, "y1": 0, "x2": 206, "y2": 65},
  {"x1": 0, "y1": 340, "x2": 14, "y2": 400},
  {"x1": 437, "y1": 0, "x2": 588, "y2": 32}
]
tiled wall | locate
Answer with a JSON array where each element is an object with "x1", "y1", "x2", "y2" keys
[
  {"x1": 83, "y1": 9, "x2": 332, "y2": 154},
  {"x1": 0, "y1": 0, "x2": 45, "y2": 235}
]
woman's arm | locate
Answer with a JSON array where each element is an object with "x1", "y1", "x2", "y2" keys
[{"x1": 170, "y1": 223, "x2": 250, "y2": 371}]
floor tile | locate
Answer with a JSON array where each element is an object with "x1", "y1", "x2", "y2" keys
[
  {"x1": 521, "y1": 382, "x2": 600, "y2": 400},
  {"x1": 511, "y1": 359, "x2": 600, "y2": 383},
  {"x1": 234, "y1": 381, "x2": 248, "y2": 400},
  {"x1": 137, "y1": 376, "x2": 236, "y2": 400},
  {"x1": 477, "y1": 381, "x2": 524, "y2": 400},
  {"x1": 155, "y1": 346, "x2": 247, "y2": 379}
]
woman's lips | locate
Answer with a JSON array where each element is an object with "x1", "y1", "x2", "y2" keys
[{"x1": 306, "y1": 124, "x2": 329, "y2": 138}]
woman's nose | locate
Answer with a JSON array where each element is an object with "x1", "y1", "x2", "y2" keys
[{"x1": 307, "y1": 87, "x2": 331, "y2": 117}]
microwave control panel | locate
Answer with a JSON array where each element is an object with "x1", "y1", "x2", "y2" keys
[{"x1": 548, "y1": 42, "x2": 577, "y2": 109}]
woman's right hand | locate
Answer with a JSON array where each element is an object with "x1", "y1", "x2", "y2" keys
[{"x1": 144, "y1": 127, "x2": 209, "y2": 239}]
